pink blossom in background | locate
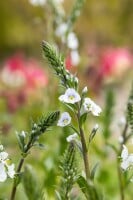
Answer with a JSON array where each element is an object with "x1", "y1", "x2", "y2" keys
[
  {"x1": 100, "y1": 48, "x2": 132, "y2": 79},
  {"x1": 65, "y1": 54, "x2": 72, "y2": 70},
  {"x1": 65, "y1": 50, "x2": 80, "y2": 70},
  {"x1": 1, "y1": 54, "x2": 27, "y2": 88},
  {"x1": 25, "y1": 59, "x2": 48, "y2": 89},
  {"x1": 0, "y1": 54, "x2": 48, "y2": 113},
  {"x1": 86, "y1": 46, "x2": 133, "y2": 93},
  {"x1": 1, "y1": 54, "x2": 48, "y2": 89}
]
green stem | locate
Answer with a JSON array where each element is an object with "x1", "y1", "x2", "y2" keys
[
  {"x1": 10, "y1": 158, "x2": 24, "y2": 200},
  {"x1": 117, "y1": 159, "x2": 125, "y2": 200},
  {"x1": 77, "y1": 108, "x2": 90, "y2": 179},
  {"x1": 10, "y1": 139, "x2": 33, "y2": 200},
  {"x1": 117, "y1": 121, "x2": 128, "y2": 200}
]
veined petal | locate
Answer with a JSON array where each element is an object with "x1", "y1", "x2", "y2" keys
[
  {"x1": 7, "y1": 164, "x2": 15, "y2": 178},
  {"x1": 121, "y1": 145, "x2": 128, "y2": 160},
  {"x1": 81, "y1": 98, "x2": 102, "y2": 116},
  {"x1": 121, "y1": 160, "x2": 129, "y2": 170},
  {"x1": 59, "y1": 88, "x2": 81, "y2": 104},
  {"x1": 0, "y1": 152, "x2": 8, "y2": 161},
  {"x1": 0, "y1": 163, "x2": 7, "y2": 182},
  {"x1": 66, "y1": 133, "x2": 78, "y2": 142},
  {"x1": 57, "y1": 112, "x2": 71, "y2": 127}
]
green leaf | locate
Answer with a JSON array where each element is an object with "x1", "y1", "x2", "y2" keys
[
  {"x1": 22, "y1": 165, "x2": 42, "y2": 200},
  {"x1": 89, "y1": 125, "x2": 99, "y2": 144},
  {"x1": 33, "y1": 143, "x2": 46, "y2": 150},
  {"x1": 102, "y1": 89, "x2": 115, "y2": 139},
  {"x1": 127, "y1": 82, "x2": 133, "y2": 133},
  {"x1": 79, "y1": 113, "x2": 87, "y2": 126},
  {"x1": 16, "y1": 132, "x2": 25, "y2": 152},
  {"x1": 106, "y1": 143, "x2": 118, "y2": 154},
  {"x1": 90, "y1": 163, "x2": 99, "y2": 180},
  {"x1": 55, "y1": 190, "x2": 62, "y2": 200},
  {"x1": 77, "y1": 176, "x2": 102, "y2": 200}
]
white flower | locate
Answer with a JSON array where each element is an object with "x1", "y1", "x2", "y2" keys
[
  {"x1": 29, "y1": 0, "x2": 47, "y2": 6},
  {"x1": 118, "y1": 117, "x2": 126, "y2": 127},
  {"x1": 57, "y1": 112, "x2": 71, "y2": 127},
  {"x1": 0, "y1": 150, "x2": 15, "y2": 182},
  {"x1": 121, "y1": 145, "x2": 133, "y2": 171},
  {"x1": 0, "y1": 152, "x2": 8, "y2": 161},
  {"x1": 82, "y1": 86, "x2": 88, "y2": 94},
  {"x1": 80, "y1": 98, "x2": 102, "y2": 116},
  {"x1": 55, "y1": 23, "x2": 68, "y2": 37},
  {"x1": 67, "y1": 32, "x2": 79, "y2": 49},
  {"x1": 0, "y1": 163, "x2": 7, "y2": 182},
  {"x1": 93, "y1": 124, "x2": 99, "y2": 130},
  {"x1": 118, "y1": 136, "x2": 124, "y2": 143},
  {"x1": 66, "y1": 133, "x2": 78, "y2": 142},
  {"x1": 7, "y1": 164, "x2": 15, "y2": 178},
  {"x1": 59, "y1": 88, "x2": 81, "y2": 104},
  {"x1": 21, "y1": 131, "x2": 26, "y2": 138},
  {"x1": 70, "y1": 50, "x2": 80, "y2": 66}
]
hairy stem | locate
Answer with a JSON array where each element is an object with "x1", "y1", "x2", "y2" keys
[
  {"x1": 117, "y1": 159, "x2": 125, "y2": 200},
  {"x1": 10, "y1": 139, "x2": 33, "y2": 200},
  {"x1": 117, "y1": 121, "x2": 128, "y2": 200},
  {"x1": 10, "y1": 158, "x2": 24, "y2": 200},
  {"x1": 77, "y1": 109, "x2": 90, "y2": 179}
]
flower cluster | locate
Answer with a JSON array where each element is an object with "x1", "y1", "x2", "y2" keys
[
  {"x1": 57, "y1": 86, "x2": 102, "y2": 140},
  {"x1": 0, "y1": 145, "x2": 15, "y2": 182},
  {"x1": 80, "y1": 98, "x2": 102, "y2": 116}
]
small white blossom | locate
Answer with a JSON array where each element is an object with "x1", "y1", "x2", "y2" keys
[
  {"x1": 80, "y1": 98, "x2": 102, "y2": 116},
  {"x1": 0, "y1": 148, "x2": 15, "y2": 182},
  {"x1": 118, "y1": 117, "x2": 126, "y2": 127},
  {"x1": 66, "y1": 133, "x2": 78, "y2": 142},
  {"x1": 0, "y1": 163, "x2": 7, "y2": 182},
  {"x1": 121, "y1": 145, "x2": 133, "y2": 171},
  {"x1": 7, "y1": 164, "x2": 15, "y2": 178},
  {"x1": 82, "y1": 86, "x2": 88, "y2": 94},
  {"x1": 59, "y1": 88, "x2": 81, "y2": 104},
  {"x1": 118, "y1": 136, "x2": 124, "y2": 143},
  {"x1": 55, "y1": 23, "x2": 68, "y2": 37},
  {"x1": 67, "y1": 32, "x2": 79, "y2": 49},
  {"x1": 94, "y1": 124, "x2": 99, "y2": 131},
  {"x1": 57, "y1": 112, "x2": 71, "y2": 127},
  {"x1": 21, "y1": 131, "x2": 26, "y2": 138},
  {"x1": 29, "y1": 0, "x2": 47, "y2": 6},
  {"x1": 70, "y1": 50, "x2": 80, "y2": 66},
  {"x1": 0, "y1": 152, "x2": 8, "y2": 161},
  {"x1": 74, "y1": 77, "x2": 79, "y2": 84}
]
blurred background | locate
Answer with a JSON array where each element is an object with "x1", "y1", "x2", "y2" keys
[{"x1": 0, "y1": 0, "x2": 133, "y2": 199}]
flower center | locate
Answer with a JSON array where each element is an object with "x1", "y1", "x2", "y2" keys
[
  {"x1": 63, "y1": 119, "x2": 69, "y2": 124},
  {"x1": 68, "y1": 95, "x2": 75, "y2": 100}
]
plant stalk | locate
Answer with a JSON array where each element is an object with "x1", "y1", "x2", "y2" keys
[
  {"x1": 10, "y1": 139, "x2": 33, "y2": 200},
  {"x1": 10, "y1": 158, "x2": 24, "y2": 200},
  {"x1": 117, "y1": 159, "x2": 125, "y2": 200},
  {"x1": 117, "y1": 121, "x2": 128, "y2": 200},
  {"x1": 77, "y1": 109, "x2": 90, "y2": 179}
]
